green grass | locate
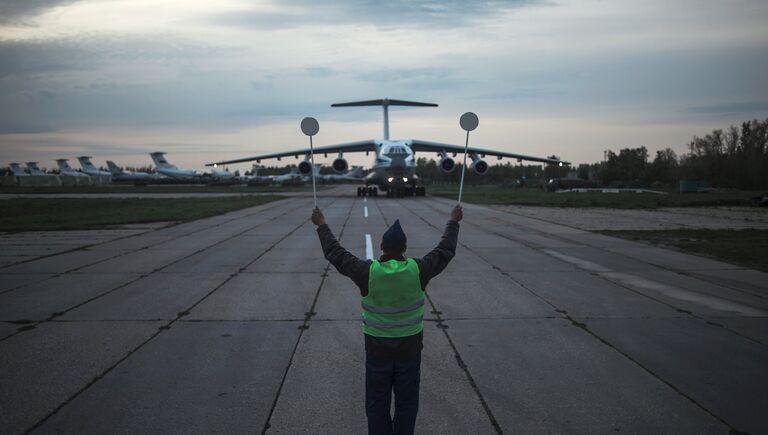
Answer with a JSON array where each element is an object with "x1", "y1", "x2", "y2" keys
[
  {"x1": 598, "y1": 229, "x2": 768, "y2": 272},
  {"x1": 429, "y1": 185, "x2": 764, "y2": 209},
  {"x1": 0, "y1": 196, "x2": 285, "y2": 232},
  {"x1": 0, "y1": 185, "x2": 329, "y2": 194}
]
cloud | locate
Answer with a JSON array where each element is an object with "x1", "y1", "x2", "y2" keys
[
  {"x1": 208, "y1": 0, "x2": 543, "y2": 30},
  {"x1": 0, "y1": 35, "x2": 234, "y2": 78},
  {"x1": 1, "y1": 0, "x2": 767, "y2": 166},
  {"x1": 688, "y1": 101, "x2": 768, "y2": 116},
  {"x1": 0, "y1": 0, "x2": 82, "y2": 25}
]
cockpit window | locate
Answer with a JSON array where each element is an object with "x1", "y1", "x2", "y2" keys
[{"x1": 386, "y1": 146, "x2": 408, "y2": 154}]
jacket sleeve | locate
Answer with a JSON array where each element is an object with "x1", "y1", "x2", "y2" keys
[
  {"x1": 414, "y1": 220, "x2": 460, "y2": 290},
  {"x1": 316, "y1": 224, "x2": 371, "y2": 294}
]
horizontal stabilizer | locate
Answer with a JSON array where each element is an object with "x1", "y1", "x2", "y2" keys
[{"x1": 332, "y1": 98, "x2": 437, "y2": 108}]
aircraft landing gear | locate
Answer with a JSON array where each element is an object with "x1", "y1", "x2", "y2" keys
[{"x1": 357, "y1": 186, "x2": 378, "y2": 197}]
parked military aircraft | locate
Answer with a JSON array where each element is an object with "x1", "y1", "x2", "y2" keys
[
  {"x1": 55, "y1": 159, "x2": 89, "y2": 177},
  {"x1": 149, "y1": 152, "x2": 200, "y2": 179},
  {"x1": 77, "y1": 156, "x2": 113, "y2": 177},
  {"x1": 207, "y1": 98, "x2": 567, "y2": 197},
  {"x1": 272, "y1": 168, "x2": 304, "y2": 185},
  {"x1": 106, "y1": 160, "x2": 158, "y2": 183},
  {"x1": 26, "y1": 162, "x2": 51, "y2": 176},
  {"x1": 240, "y1": 165, "x2": 272, "y2": 185},
  {"x1": 321, "y1": 166, "x2": 364, "y2": 183},
  {"x1": 8, "y1": 163, "x2": 28, "y2": 176}
]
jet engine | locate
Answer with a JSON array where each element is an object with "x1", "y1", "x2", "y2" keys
[
  {"x1": 332, "y1": 157, "x2": 349, "y2": 173},
  {"x1": 470, "y1": 155, "x2": 489, "y2": 175},
  {"x1": 298, "y1": 160, "x2": 313, "y2": 175},
  {"x1": 439, "y1": 155, "x2": 456, "y2": 173}
]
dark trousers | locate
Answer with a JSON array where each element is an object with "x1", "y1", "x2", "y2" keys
[{"x1": 365, "y1": 352, "x2": 421, "y2": 435}]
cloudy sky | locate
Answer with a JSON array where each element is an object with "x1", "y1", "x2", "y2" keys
[{"x1": 1, "y1": 0, "x2": 767, "y2": 170}]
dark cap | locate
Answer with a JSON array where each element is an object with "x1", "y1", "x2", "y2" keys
[{"x1": 382, "y1": 219, "x2": 407, "y2": 251}]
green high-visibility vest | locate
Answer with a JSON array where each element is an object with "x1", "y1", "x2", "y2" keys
[{"x1": 362, "y1": 258, "x2": 424, "y2": 338}]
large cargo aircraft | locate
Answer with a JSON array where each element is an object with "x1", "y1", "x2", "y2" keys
[
  {"x1": 26, "y1": 162, "x2": 51, "y2": 176},
  {"x1": 272, "y1": 168, "x2": 304, "y2": 185},
  {"x1": 8, "y1": 163, "x2": 28, "y2": 176},
  {"x1": 77, "y1": 156, "x2": 113, "y2": 177},
  {"x1": 149, "y1": 152, "x2": 199, "y2": 179},
  {"x1": 55, "y1": 159, "x2": 89, "y2": 177},
  {"x1": 240, "y1": 165, "x2": 272, "y2": 185},
  {"x1": 321, "y1": 166, "x2": 364, "y2": 183},
  {"x1": 207, "y1": 98, "x2": 567, "y2": 196},
  {"x1": 106, "y1": 160, "x2": 158, "y2": 183}
]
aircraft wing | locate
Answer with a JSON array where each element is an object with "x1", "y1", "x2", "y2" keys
[
  {"x1": 206, "y1": 140, "x2": 378, "y2": 166},
  {"x1": 409, "y1": 139, "x2": 568, "y2": 165}
]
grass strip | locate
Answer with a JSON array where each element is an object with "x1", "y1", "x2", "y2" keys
[
  {"x1": 0, "y1": 196, "x2": 285, "y2": 232},
  {"x1": 597, "y1": 229, "x2": 768, "y2": 272},
  {"x1": 0, "y1": 185, "x2": 329, "y2": 194},
  {"x1": 429, "y1": 185, "x2": 763, "y2": 209}
]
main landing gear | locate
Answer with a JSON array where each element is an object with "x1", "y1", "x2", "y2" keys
[
  {"x1": 357, "y1": 186, "x2": 378, "y2": 197},
  {"x1": 384, "y1": 186, "x2": 426, "y2": 198},
  {"x1": 357, "y1": 185, "x2": 426, "y2": 198}
]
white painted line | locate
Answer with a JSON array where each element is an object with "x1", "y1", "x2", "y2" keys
[
  {"x1": 365, "y1": 234, "x2": 373, "y2": 260},
  {"x1": 364, "y1": 197, "x2": 367, "y2": 202},
  {"x1": 364, "y1": 206, "x2": 369, "y2": 218}
]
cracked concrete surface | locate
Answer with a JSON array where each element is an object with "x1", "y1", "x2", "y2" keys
[{"x1": 1, "y1": 186, "x2": 766, "y2": 434}]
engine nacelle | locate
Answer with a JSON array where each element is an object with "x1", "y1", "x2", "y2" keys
[
  {"x1": 298, "y1": 161, "x2": 312, "y2": 175},
  {"x1": 471, "y1": 159, "x2": 489, "y2": 175},
  {"x1": 439, "y1": 157, "x2": 456, "y2": 173},
  {"x1": 332, "y1": 158, "x2": 348, "y2": 173}
]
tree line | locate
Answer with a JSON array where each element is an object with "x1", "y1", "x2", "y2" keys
[{"x1": 592, "y1": 118, "x2": 768, "y2": 189}]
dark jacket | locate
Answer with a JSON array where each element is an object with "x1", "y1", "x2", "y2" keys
[{"x1": 316, "y1": 220, "x2": 459, "y2": 359}]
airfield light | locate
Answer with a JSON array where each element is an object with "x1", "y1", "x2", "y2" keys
[
  {"x1": 402, "y1": 177, "x2": 408, "y2": 182},
  {"x1": 213, "y1": 164, "x2": 218, "y2": 168},
  {"x1": 559, "y1": 162, "x2": 564, "y2": 167},
  {"x1": 387, "y1": 177, "x2": 394, "y2": 182}
]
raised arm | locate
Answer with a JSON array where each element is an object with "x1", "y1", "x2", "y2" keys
[
  {"x1": 312, "y1": 208, "x2": 371, "y2": 293},
  {"x1": 415, "y1": 205, "x2": 462, "y2": 290}
]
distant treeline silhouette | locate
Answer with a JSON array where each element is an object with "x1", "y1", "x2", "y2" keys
[{"x1": 593, "y1": 118, "x2": 767, "y2": 189}]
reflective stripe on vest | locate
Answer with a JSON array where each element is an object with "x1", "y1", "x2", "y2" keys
[
  {"x1": 363, "y1": 317, "x2": 422, "y2": 329},
  {"x1": 361, "y1": 298, "x2": 425, "y2": 315}
]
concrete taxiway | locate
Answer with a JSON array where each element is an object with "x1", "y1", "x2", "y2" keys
[{"x1": 1, "y1": 186, "x2": 766, "y2": 434}]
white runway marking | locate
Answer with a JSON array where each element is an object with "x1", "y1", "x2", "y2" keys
[
  {"x1": 365, "y1": 234, "x2": 373, "y2": 260},
  {"x1": 364, "y1": 206, "x2": 369, "y2": 218}
]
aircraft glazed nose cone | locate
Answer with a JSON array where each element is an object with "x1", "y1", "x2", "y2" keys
[{"x1": 389, "y1": 156, "x2": 406, "y2": 173}]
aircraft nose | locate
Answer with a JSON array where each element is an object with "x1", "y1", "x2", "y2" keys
[{"x1": 390, "y1": 156, "x2": 406, "y2": 173}]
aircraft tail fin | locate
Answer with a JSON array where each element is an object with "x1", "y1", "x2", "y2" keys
[
  {"x1": 331, "y1": 98, "x2": 437, "y2": 140},
  {"x1": 9, "y1": 163, "x2": 27, "y2": 176},
  {"x1": 331, "y1": 99, "x2": 437, "y2": 108},
  {"x1": 106, "y1": 160, "x2": 123, "y2": 175},
  {"x1": 149, "y1": 152, "x2": 176, "y2": 169},
  {"x1": 26, "y1": 162, "x2": 46, "y2": 175},
  {"x1": 56, "y1": 159, "x2": 74, "y2": 171},
  {"x1": 77, "y1": 156, "x2": 99, "y2": 172}
]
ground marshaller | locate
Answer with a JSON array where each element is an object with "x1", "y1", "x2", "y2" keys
[{"x1": 311, "y1": 205, "x2": 463, "y2": 435}]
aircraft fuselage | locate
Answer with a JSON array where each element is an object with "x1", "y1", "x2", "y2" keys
[{"x1": 366, "y1": 140, "x2": 418, "y2": 190}]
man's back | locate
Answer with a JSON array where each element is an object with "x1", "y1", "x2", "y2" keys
[{"x1": 311, "y1": 205, "x2": 463, "y2": 435}]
